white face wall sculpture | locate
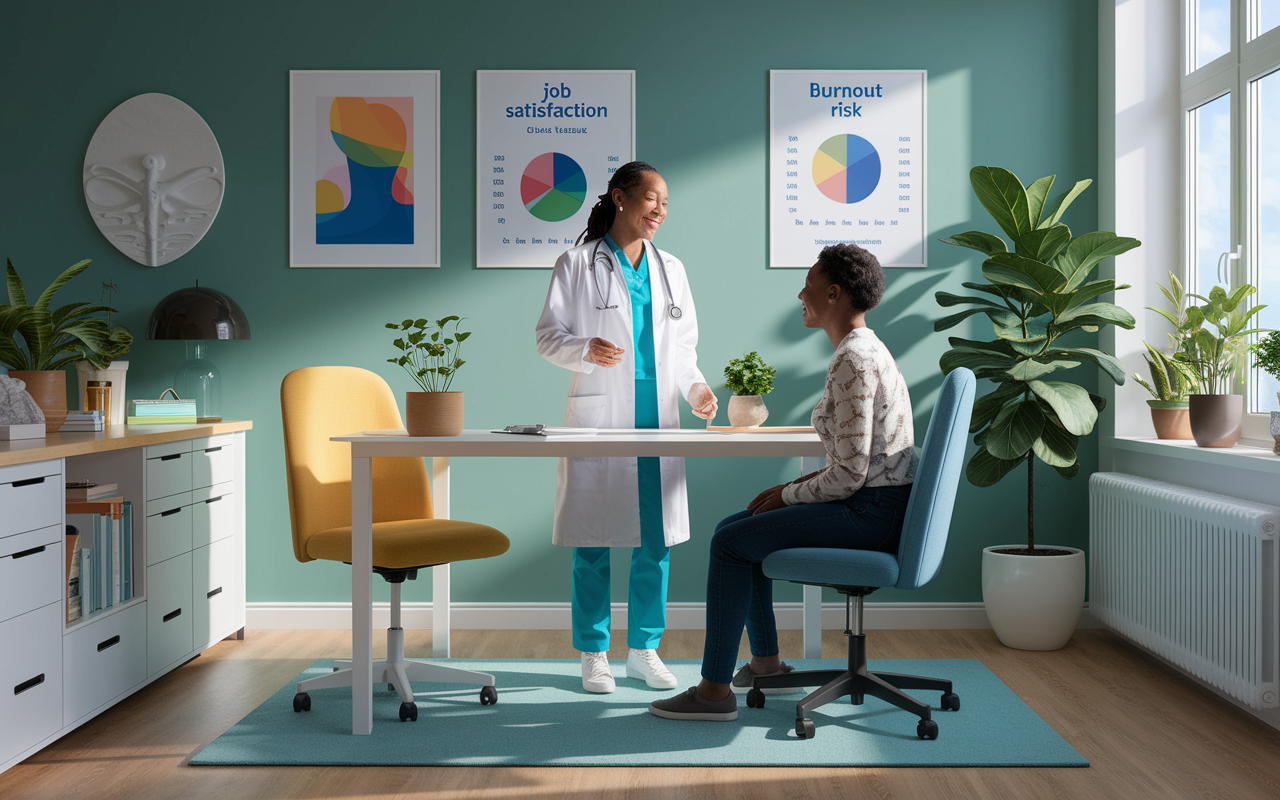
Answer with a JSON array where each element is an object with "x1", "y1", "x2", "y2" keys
[{"x1": 83, "y1": 93, "x2": 225, "y2": 267}]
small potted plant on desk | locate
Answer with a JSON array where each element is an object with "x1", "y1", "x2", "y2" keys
[
  {"x1": 0, "y1": 259, "x2": 132, "y2": 433},
  {"x1": 1133, "y1": 272, "x2": 1199, "y2": 439},
  {"x1": 723, "y1": 350, "x2": 776, "y2": 427},
  {"x1": 1248, "y1": 330, "x2": 1280, "y2": 454},
  {"x1": 387, "y1": 315, "x2": 470, "y2": 436},
  {"x1": 1181, "y1": 284, "x2": 1266, "y2": 448},
  {"x1": 935, "y1": 165, "x2": 1139, "y2": 651}
]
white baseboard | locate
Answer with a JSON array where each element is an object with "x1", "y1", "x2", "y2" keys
[{"x1": 247, "y1": 601, "x2": 1101, "y2": 631}]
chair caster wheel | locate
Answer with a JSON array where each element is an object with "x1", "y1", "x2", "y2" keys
[
  {"x1": 941, "y1": 692, "x2": 960, "y2": 711},
  {"x1": 399, "y1": 701, "x2": 418, "y2": 721},
  {"x1": 796, "y1": 717, "x2": 815, "y2": 739},
  {"x1": 917, "y1": 718, "x2": 939, "y2": 739},
  {"x1": 745, "y1": 688, "x2": 765, "y2": 708},
  {"x1": 480, "y1": 686, "x2": 498, "y2": 705},
  {"x1": 292, "y1": 692, "x2": 311, "y2": 712},
  {"x1": 333, "y1": 667, "x2": 340, "y2": 672}
]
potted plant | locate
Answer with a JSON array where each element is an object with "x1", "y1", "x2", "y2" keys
[
  {"x1": 723, "y1": 350, "x2": 776, "y2": 427},
  {"x1": 0, "y1": 259, "x2": 133, "y2": 432},
  {"x1": 1133, "y1": 272, "x2": 1199, "y2": 439},
  {"x1": 1180, "y1": 284, "x2": 1266, "y2": 448},
  {"x1": 936, "y1": 166, "x2": 1140, "y2": 651},
  {"x1": 386, "y1": 315, "x2": 470, "y2": 436},
  {"x1": 1251, "y1": 330, "x2": 1280, "y2": 453}
]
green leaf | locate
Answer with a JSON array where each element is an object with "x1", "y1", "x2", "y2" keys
[
  {"x1": 982, "y1": 253, "x2": 1064, "y2": 297},
  {"x1": 1006, "y1": 359, "x2": 1080, "y2": 382},
  {"x1": 385, "y1": 322, "x2": 399, "y2": 329},
  {"x1": 939, "y1": 346, "x2": 1017, "y2": 374},
  {"x1": 1040, "y1": 179, "x2": 1092, "y2": 227},
  {"x1": 1014, "y1": 224, "x2": 1071, "y2": 263},
  {"x1": 940, "y1": 231, "x2": 1009, "y2": 256},
  {"x1": 966, "y1": 447, "x2": 1025, "y2": 487},
  {"x1": 970, "y1": 166, "x2": 1033, "y2": 241},
  {"x1": 456, "y1": 331, "x2": 472, "y2": 341},
  {"x1": 935, "y1": 291, "x2": 1007, "y2": 309},
  {"x1": 946, "y1": 337, "x2": 1017, "y2": 355},
  {"x1": 1046, "y1": 346, "x2": 1127, "y2": 385},
  {"x1": 33, "y1": 259, "x2": 91, "y2": 312},
  {"x1": 1051, "y1": 231, "x2": 1142, "y2": 291},
  {"x1": 402, "y1": 319, "x2": 413, "y2": 328},
  {"x1": 5, "y1": 259, "x2": 26, "y2": 306},
  {"x1": 986, "y1": 400, "x2": 1045, "y2": 460},
  {"x1": 1053, "y1": 302, "x2": 1137, "y2": 334},
  {"x1": 934, "y1": 306, "x2": 1019, "y2": 333},
  {"x1": 1027, "y1": 380, "x2": 1098, "y2": 436},
  {"x1": 1032, "y1": 422, "x2": 1078, "y2": 468},
  {"x1": 1025, "y1": 175, "x2": 1055, "y2": 228},
  {"x1": 1053, "y1": 462, "x2": 1082, "y2": 481},
  {"x1": 969, "y1": 383, "x2": 1025, "y2": 432},
  {"x1": 431, "y1": 332, "x2": 440, "y2": 342}
]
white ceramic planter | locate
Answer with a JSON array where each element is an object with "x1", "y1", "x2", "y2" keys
[
  {"x1": 981, "y1": 545, "x2": 1085, "y2": 651},
  {"x1": 727, "y1": 395, "x2": 768, "y2": 427}
]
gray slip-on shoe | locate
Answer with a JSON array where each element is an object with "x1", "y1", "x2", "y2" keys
[
  {"x1": 648, "y1": 687, "x2": 739, "y2": 721},
  {"x1": 730, "y1": 661, "x2": 801, "y2": 694}
]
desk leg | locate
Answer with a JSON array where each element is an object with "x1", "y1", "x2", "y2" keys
[
  {"x1": 432, "y1": 456, "x2": 451, "y2": 658},
  {"x1": 352, "y1": 456, "x2": 373, "y2": 735},
  {"x1": 800, "y1": 456, "x2": 825, "y2": 659}
]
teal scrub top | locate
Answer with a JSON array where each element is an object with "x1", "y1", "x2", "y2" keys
[{"x1": 605, "y1": 235, "x2": 657, "y2": 381}]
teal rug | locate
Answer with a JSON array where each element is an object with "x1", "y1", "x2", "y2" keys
[{"x1": 191, "y1": 658, "x2": 1087, "y2": 767}]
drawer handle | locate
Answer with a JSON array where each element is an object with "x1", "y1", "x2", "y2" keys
[
  {"x1": 205, "y1": 496, "x2": 223, "y2": 504},
  {"x1": 14, "y1": 674, "x2": 44, "y2": 695},
  {"x1": 160, "y1": 507, "x2": 182, "y2": 517},
  {"x1": 204, "y1": 446, "x2": 223, "y2": 453},
  {"x1": 159, "y1": 453, "x2": 183, "y2": 462},
  {"x1": 207, "y1": 586, "x2": 223, "y2": 599},
  {"x1": 10, "y1": 545, "x2": 47, "y2": 560},
  {"x1": 97, "y1": 635, "x2": 121, "y2": 652},
  {"x1": 163, "y1": 608, "x2": 183, "y2": 623},
  {"x1": 12, "y1": 476, "x2": 46, "y2": 488}
]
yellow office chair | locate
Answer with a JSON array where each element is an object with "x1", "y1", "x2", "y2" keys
[{"x1": 281, "y1": 366, "x2": 510, "y2": 722}]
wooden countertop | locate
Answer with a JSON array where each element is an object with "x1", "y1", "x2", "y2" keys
[{"x1": 0, "y1": 420, "x2": 253, "y2": 467}]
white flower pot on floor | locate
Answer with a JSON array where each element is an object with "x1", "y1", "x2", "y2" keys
[{"x1": 981, "y1": 545, "x2": 1085, "y2": 651}]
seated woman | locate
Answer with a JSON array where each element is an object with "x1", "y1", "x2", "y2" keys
[{"x1": 649, "y1": 243, "x2": 914, "y2": 721}]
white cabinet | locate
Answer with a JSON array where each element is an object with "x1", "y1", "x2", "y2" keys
[
  {"x1": 147, "y1": 551, "x2": 194, "y2": 676},
  {"x1": 0, "y1": 525, "x2": 62, "y2": 625},
  {"x1": 0, "y1": 602, "x2": 63, "y2": 767},
  {"x1": 193, "y1": 537, "x2": 236, "y2": 650},
  {"x1": 62, "y1": 603, "x2": 146, "y2": 725}
]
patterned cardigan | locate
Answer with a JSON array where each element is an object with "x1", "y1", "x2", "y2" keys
[{"x1": 781, "y1": 327, "x2": 914, "y2": 505}]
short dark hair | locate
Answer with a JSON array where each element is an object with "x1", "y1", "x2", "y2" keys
[{"x1": 817, "y1": 244, "x2": 885, "y2": 313}]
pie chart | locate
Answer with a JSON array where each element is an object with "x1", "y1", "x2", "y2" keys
[
  {"x1": 812, "y1": 134, "x2": 880, "y2": 204},
  {"x1": 521, "y1": 153, "x2": 588, "y2": 222}
]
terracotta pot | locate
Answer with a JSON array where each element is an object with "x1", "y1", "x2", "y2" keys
[
  {"x1": 982, "y1": 545, "x2": 1085, "y2": 651},
  {"x1": 7, "y1": 370, "x2": 68, "y2": 434},
  {"x1": 1188, "y1": 394, "x2": 1242, "y2": 448},
  {"x1": 727, "y1": 395, "x2": 769, "y2": 427},
  {"x1": 405, "y1": 391, "x2": 463, "y2": 436},
  {"x1": 1147, "y1": 400, "x2": 1191, "y2": 440}
]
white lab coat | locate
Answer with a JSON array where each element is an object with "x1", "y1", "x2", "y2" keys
[{"x1": 535, "y1": 238, "x2": 707, "y2": 548}]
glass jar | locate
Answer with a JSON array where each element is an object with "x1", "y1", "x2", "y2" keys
[{"x1": 85, "y1": 380, "x2": 111, "y2": 416}]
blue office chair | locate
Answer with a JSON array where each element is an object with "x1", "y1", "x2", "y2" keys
[{"x1": 748, "y1": 367, "x2": 976, "y2": 740}]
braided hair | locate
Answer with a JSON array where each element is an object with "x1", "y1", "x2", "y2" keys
[{"x1": 576, "y1": 161, "x2": 659, "y2": 245}]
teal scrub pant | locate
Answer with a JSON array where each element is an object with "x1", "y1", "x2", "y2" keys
[{"x1": 571, "y1": 378, "x2": 669, "y2": 652}]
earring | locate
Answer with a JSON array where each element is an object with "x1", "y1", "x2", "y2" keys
[{"x1": 618, "y1": 206, "x2": 623, "y2": 211}]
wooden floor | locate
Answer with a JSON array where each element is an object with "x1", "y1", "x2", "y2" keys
[{"x1": 2, "y1": 627, "x2": 1279, "y2": 800}]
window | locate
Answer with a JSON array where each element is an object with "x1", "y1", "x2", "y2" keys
[{"x1": 1182, "y1": 0, "x2": 1280, "y2": 425}]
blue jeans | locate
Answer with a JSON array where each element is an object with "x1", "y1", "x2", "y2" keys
[{"x1": 701, "y1": 484, "x2": 912, "y2": 684}]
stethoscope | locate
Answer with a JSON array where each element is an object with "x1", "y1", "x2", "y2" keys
[{"x1": 589, "y1": 238, "x2": 682, "y2": 320}]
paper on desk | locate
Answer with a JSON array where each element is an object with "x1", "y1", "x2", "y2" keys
[{"x1": 491, "y1": 426, "x2": 598, "y2": 436}]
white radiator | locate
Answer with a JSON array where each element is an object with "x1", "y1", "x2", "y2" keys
[{"x1": 1090, "y1": 472, "x2": 1280, "y2": 709}]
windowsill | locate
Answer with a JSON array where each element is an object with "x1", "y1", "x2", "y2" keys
[{"x1": 1103, "y1": 436, "x2": 1280, "y2": 475}]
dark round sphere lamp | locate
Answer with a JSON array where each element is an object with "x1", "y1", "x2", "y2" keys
[{"x1": 147, "y1": 284, "x2": 250, "y2": 423}]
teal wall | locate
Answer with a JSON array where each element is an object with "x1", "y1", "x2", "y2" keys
[{"x1": 1, "y1": 0, "x2": 1099, "y2": 606}]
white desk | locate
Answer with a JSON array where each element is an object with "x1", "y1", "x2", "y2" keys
[{"x1": 331, "y1": 428, "x2": 826, "y2": 735}]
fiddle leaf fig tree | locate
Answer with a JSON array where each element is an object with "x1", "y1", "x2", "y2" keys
[{"x1": 936, "y1": 167, "x2": 1141, "y2": 551}]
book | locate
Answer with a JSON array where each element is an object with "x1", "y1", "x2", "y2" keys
[
  {"x1": 66, "y1": 483, "x2": 119, "y2": 501},
  {"x1": 80, "y1": 548, "x2": 92, "y2": 619},
  {"x1": 111, "y1": 512, "x2": 121, "y2": 606},
  {"x1": 120, "y1": 502, "x2": 132, "y2": 601},
  {"x1": 129, "y1": 399, "x2": 197, "y2": 417},
  {"x1": 127, "y1": 415, "x2": 198, "y2": 425},
  {"x1": 66, "y1": 528, "x2": 81, "y2": 623}
]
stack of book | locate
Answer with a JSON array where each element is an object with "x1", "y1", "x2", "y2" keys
[
  {"x1": 66, "y1": 481, "x2": 119, "y2": 501},
  {"x1": 60, "y1": 409, "x2": 104, "y2": 432},
  {"x1": 127, "y1": 396, "x2": 197, "y2": 425},
  {"x1": 66, "y1": 502, "x2": 133, "y2": 622}
]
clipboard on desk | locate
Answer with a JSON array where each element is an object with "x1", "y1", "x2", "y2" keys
[
  {"x1": 493, "y1": 424, "x2": 598, "y2": 436},
  {"x1": 706, "y1": 425, "x2": 816, "y2": 433}
]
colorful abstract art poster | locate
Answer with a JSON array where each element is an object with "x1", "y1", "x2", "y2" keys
[{"x1": 290, "y1": 71, "x2": 439, "y2": 268}]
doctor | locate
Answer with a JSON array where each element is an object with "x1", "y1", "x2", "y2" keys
[{"x1": 535, "y1": 161, "x2": 717, "y2": 694}]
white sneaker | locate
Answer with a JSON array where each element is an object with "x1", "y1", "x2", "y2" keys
[
  {"x1": 626, "y1": 648, "x2": 678, "y2": 689},
  {"x1": 581, "y1": 651, "x2": 616, "y2": 693}
]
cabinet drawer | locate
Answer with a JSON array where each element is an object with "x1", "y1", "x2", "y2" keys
[
  {"x1": 147, "y1": 553, "x2": 193, "y2": 676},
  {"x1": 0, "y1": 525, "x2": 62, "y2": 625},
  {"x1": 146, "y1": 449, "x2": 192, "y2": 502},
  {"x1": 145, "y1": 494, "x2": 193, "y2": 566},
  {"x1": 192, "y1": 439, "x2": 235, "y2": 490},
  {"x1": 193, "y1": 539, "x2": 235, "y2": 649},
  {"x1": 0, "y1": 461, "x2": 62, "y2": 541},
  {"x1": 192, "y1": 485, "x2": 235, "y2": 549},
  {"x1": 63, "y1": 602, "x2": 146, "y2": 725},
  {"x1": 0, "y1": 602, "x2": 63, "y2": 766}
]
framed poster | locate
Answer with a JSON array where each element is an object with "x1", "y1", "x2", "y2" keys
[
  {"x1": 476, "y1": 70, "x2": 634, "y2": 268},
  {"x1": 769, "y1": 70, "x2": 927, "y2": 269},
  {"x1": 289, "y1": 70, "x2": 439, "y2": 268}
]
